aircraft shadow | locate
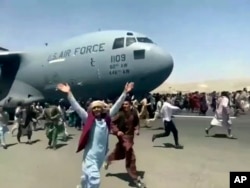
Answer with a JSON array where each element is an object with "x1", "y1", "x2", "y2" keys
[
  {"x1": 209, "y1": 134, "x2": 237, "y2": 139},
  {"x1": 106, "y1": 171, "x2": 145, "y2": 187},
  {"x1": 153, "y1": 143, "x2": 184, "y2": 149}
]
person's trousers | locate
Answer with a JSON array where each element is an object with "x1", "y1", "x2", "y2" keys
[
  {"x1": 17, "y1": 126, "x2": 32, "y2": 142},
  {"x1": 46, "y1": 124, "x2": 59, "y2": 148},
  {"x1": 81, "y1": 161, "x2": 100, "y2": 188},
  {"x1": 154, "y1": 120, "x2": 179, "y2": 145},
  {"x1": 107, "y1": 135, "x2": 138, "y2": 180},
  {"x1": 0, "y1": 129, "x2": 6, "y2": 145}
]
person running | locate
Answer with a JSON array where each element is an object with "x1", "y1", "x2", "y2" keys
[
  {"x1": 152, "y1": 96, "x2": 183, "y2": 149},
  {"x1": 205, "y1": 91, "x2": 233, "y2": 138},
  {"x1": 56, "y1": 82, "x2": 134, "y2": 188},
  {"x1": 104, "y1": 97, "x2": 146, "y2": 187}
]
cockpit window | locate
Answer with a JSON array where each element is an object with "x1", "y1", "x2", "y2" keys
[
  {"x1": 137, "y1": 37, "x2": 153, "y2": 43},
  {"x1": 112, "y1": 38, "x2": 124, "y2": 49},
  {"x1": 126, "y1": 37, "x2": 136, "y2": 47}
]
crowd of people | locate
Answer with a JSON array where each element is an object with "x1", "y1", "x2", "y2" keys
[{"x1": 0, "y1": 84, "x2": 249, "y2": 188}]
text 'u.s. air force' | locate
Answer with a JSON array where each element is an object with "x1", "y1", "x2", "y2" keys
[{"x1": 47, "y1": 43, "x2": 105, "y2": 61}]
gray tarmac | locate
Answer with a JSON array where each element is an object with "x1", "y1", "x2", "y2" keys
[{"x1": 0, "y1": 113, "x2": 250, "y2": 188}]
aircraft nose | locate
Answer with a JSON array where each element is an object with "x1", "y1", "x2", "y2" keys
[
  {"x1": 134, "y1": 45, "x2": 174, "y2": 92},
  {"x1": 131, "y1": 43, "x2": 174, "y2": 93},
  {"x1": 149, "y1": 46, "x2": 174, "y2": 80}
]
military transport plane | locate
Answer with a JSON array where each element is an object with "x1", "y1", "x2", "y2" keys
[{"x1": 0, "y1": 30, "x2": 173, "y2": 109}]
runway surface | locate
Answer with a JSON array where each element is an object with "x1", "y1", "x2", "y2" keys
[{"x1": 0, "y1": 113, "x2": 250, "y2": 188}]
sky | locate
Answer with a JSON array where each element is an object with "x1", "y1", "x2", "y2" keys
[{"x1": 0, "y1": 0, "x2": 250, "y2": 83}]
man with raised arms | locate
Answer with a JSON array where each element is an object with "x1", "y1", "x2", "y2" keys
[{"x1": 57, "y1": 82, "x2": 134, "y2": 188}]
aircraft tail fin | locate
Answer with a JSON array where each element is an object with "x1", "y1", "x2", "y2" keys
[{"x1": 0, "y1": 47, "x2": 9, "y2": 51}]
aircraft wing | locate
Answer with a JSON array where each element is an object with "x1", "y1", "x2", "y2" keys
[
  {"x1": 0, "y1": 51, "x2": 24, "y2": 56},
  {"x1": 0, "y1": 46, "x2": 23, "y2": 56}
]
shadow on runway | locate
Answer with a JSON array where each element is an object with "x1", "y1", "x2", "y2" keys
[
  {"x1": 30, "y1": 139, "x2": 41, "y2": 144},
  {"x1": 58, "y1": 134, "x2": 74, "y2": 142},
  {"x1": 208, "y1": 134, "x2": 237, "y2": 139},
  {"x1": 6, "y1": 143, "x2": 18, "y2": 148},
  {"x1": 56, "y1": 143, "x2": 68, "y2": 149},
  {"x1": 19, "y1": 139, "x2": 41, "y2": 145},
  {"x1": 153, "y1": 143, "x2": 184, "y2": 149},
  {"x1": 148, "y1": 127, "x2": 164, "y2": 130},
  {"x1": 34, "y1": 127, "x2": 45, "y2": 131},
  {"x1": 106, "y1": 171, "x2": 145, "y2": 187}
]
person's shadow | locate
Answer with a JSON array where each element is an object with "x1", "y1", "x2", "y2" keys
[
  {"x1": 154, "y1": 143, "x2": 184, "y2": 149},
  {"x1": 106, "y1": 171, "x2": 145, "y2": 187},
  {"x1": 207, "y1": 134, "x2": 237, "y2": 139}
]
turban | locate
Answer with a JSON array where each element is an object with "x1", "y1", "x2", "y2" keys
[{"x1": 89, "y1": 100, "x2": 109, "y2": 111}]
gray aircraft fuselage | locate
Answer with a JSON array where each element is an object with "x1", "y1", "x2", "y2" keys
[{"x1": 0, "y1": 30, "x2": 173, "y2": 108}]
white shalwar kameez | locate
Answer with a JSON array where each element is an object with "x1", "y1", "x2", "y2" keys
[{"x1": 208, "y1": 96, "x2": 233, "y2": 137}]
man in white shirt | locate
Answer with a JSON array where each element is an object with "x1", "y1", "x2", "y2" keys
[
  {"x1": 11, "y1": 102, "x2": 22, "y2": 136},
  {"x1": 152, "y1": 97, "x2": 183, "y2": 149}
]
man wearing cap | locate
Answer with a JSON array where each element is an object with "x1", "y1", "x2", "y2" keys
[
  {"x1": 104, "y1": 98, "x2": 146, "y2": 187},
  {"x1": 57, "y1": 82, "x2": 134, "y2": 188}
]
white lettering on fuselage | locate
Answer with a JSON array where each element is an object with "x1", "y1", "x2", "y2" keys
[{"x1": 47, "y1": 43, "x2": 105, "y2": 61}]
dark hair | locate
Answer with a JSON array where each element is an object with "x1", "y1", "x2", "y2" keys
[
  {"x1": 124, "y1": 96, "x2": 132, "y2": 104},
  {"x1": 17, "y1": 102, "x2": 23, "y2": 106},
  {"x1": 163, "y1": 96, "x2": 167, "y2": 102},
  {"x1": 221, "y1": 91, "x2": 229, "y2": 98}
]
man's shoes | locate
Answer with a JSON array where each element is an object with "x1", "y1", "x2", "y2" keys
[
  {"x1": 152, "y1": 135, "x2": 156, "y2": 142},
  {"x1": 205, "y1": 128, "x2": 209, "y2": 135},
  {"x1": 227, "y1": 134, "x2": 234, "y2": 139},
  {"x1": 175, "y1": 144, "x2": 184, "y2": 149},
  {"x1": 134, "y1": 177, "x2": 146, "y2": 188},
  {"x1": 103, "y1": 161, "x2": 109, "y2": 170},
  {"x1": 26, "y1": 141, "x2": 32, "y2": 145}
]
